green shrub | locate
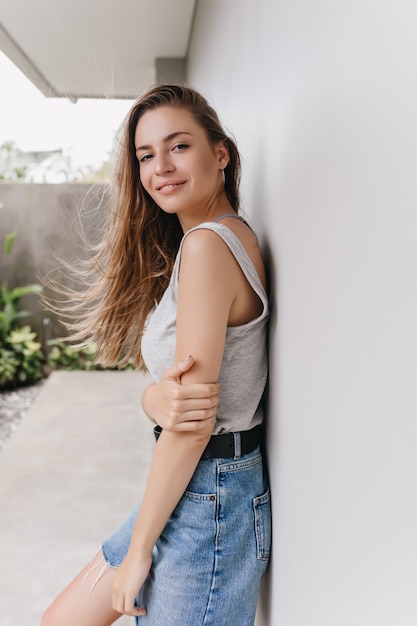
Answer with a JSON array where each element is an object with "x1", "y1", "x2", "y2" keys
[
  {"x1": 0, "y1": 232, "x2": 44, "y2": 389},
  {"x1": 0, "y1": 347, "x2": 19, "y2": 388},
  {"x1": 0, "y1": 282, "x2": 43, "y2": 341},
  {"x1": 47, "y1": 340, "x2": 136, "y2": 372},
  {"x1": 0, "y1": 325, "x2": 44, "y2": 389},
  {"x1": 0, "y1": 231, "x2": 43, "y2": 342},
  {"x1": 47, "y1": 340, "x2": 98, "y2": 371}
]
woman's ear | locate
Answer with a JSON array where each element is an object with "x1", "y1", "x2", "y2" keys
[{"x1": 216, "y1": 141, "x2": 230, "y2": 170}]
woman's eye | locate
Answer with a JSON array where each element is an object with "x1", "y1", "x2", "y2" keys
[
  {"x1": 139, "y1": 154, "x2": 153, "y2": 162},
  {"x1": 173, "y1": 143, "x2": 188, "y2": 152}
]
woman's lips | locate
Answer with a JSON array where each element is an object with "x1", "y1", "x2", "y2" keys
[{"x1": 157, "y1": 181, "x2": 186, "y2": 194}]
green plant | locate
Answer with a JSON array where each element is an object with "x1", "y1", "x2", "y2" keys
[
  {"x1": 0, "y1": 347, "x2": 19, "y2": 388},
  {"x1": 47, "y1": 340, "x2": 98, "y2": 371},
  {"x1": 0, "y1": 231, "x2": 42, "y2": 341},
  {"x1": 47, "y1": 340, "x2": 136, "y2": 372},
  {"x1": 0, "y1": 325, "x2": 44, "y2": 389},
  {"x1": 0, "y1": 232, "x2": 44, "y2": 389}
]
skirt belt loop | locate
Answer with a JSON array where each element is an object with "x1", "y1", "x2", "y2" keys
[{"x1": 233, "y1": 432, "x2": 242, "y2": 459}]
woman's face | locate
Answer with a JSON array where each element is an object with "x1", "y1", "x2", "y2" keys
[{"x1": 134, "y1": 106, "x2": 228, "y2": 224}]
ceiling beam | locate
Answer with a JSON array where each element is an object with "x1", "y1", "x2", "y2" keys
[{"x1": 0, "y1": 22, "x2": 67, "y2": 99}]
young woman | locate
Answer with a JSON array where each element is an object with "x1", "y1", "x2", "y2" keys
[{"x1": 42, "y1": 84, "x2": 270, "y2": 626}]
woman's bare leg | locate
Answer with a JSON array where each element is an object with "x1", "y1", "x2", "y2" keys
[{"x1": 41, "y1": 550, "x2": 123, "y2": 626}]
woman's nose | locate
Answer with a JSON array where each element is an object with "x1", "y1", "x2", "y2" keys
[{"x1": 155, "y1": 153, "x2": 174, "y2": 175}]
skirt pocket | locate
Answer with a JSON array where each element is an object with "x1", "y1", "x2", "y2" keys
[{"x1": 253, "y1": 488, "x2": 271, "y2": 561}]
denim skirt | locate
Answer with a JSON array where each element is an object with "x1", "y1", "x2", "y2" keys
[{"x1": 102, "y1": 446, "x2": 271, "y2": 626}]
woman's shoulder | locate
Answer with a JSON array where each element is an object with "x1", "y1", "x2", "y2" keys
[
  {"x1": 181, "y1": 220, "x2": 267, "y2": 293},
  {"x1": 180, "y1": 224, "x2": 233, "y2": 266}
]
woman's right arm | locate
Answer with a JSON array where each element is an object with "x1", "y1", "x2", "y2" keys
[{"x1": 141, "y1": 355, "x2": 220, "y2": 432}]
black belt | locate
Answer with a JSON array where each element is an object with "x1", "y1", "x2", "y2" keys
[{"x1": 153, "y1": 425, "x2": 261, "y2": 459}]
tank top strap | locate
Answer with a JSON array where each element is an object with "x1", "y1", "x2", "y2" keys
[{"x1": 213, "y1": 213, "x2": 253, "y2": 230}]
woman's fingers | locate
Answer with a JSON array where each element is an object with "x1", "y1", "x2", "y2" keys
[
  {"x1": 180, "y1": 401, "x2": 218, "y2": 419},
  {"x1": 112, "y1": 593, "x2": 146, "y2": 617},
  {"x1": 175, "y1": 392, "x2": 220, "y2": 422},
  {"x1": 171, "y1": 383, "x2": 220, "y2": 408}
]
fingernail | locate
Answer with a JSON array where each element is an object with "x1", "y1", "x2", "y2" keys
[{"x1": 182, "y1": 355, "x2": 192, "y2": 363}]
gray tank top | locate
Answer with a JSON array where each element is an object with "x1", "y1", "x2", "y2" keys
[{"x1": 141, "y1": 219, "x2": 269, "y2": 434}]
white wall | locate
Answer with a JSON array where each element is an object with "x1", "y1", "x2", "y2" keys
[{"x1": 188, "y1": 1, "x2": 417, "y2": 624}]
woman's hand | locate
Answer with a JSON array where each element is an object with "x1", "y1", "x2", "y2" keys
[
  {"x1": 112, "y1": 549, "x2": 152, "y2": 617},
  {"x1": 142, "y1": 355, "x2": 220, "y2": 432}
]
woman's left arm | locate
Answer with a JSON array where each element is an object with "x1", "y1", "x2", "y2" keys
[{"x1": 112, "y1": 230, "x2": 238, "y2": 617}]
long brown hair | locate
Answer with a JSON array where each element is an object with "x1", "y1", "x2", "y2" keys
[{"x1": 52, "y1": 84, "x2": 241, "y2": 368}]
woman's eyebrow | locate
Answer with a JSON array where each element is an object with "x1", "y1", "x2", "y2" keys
[{"x1": 136, "y1": 131, "x2": 192, "y2": 153}]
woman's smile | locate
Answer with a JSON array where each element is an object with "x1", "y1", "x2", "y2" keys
[{"x1": 156, "y1": 180, "x2": 186, "y2": 194}]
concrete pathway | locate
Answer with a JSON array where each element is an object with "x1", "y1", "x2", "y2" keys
[{"x1": 0, "y1": 370, "x2": 155, "y2": 626}]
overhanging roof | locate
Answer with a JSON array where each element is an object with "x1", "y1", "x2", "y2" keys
[{"x1": 0, "y1": 0, "x2": 196, "y2": 101}]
